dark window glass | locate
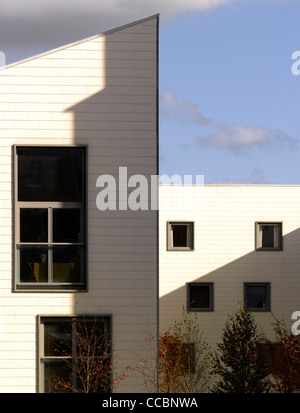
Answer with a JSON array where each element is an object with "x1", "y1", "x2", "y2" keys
[
  {"x1": 261, "y1": 226, "x2": 274, "y2": 248},
  {"x1": 189, "y1": 285, "x2": 210, "y2": 309},
  {"x1": 20, "y1": 209, "x2": 48, "y2": 242},
  {"x1": 44, "y1": 322, "x2": 72, "y2": 357},
  {"x1": 44, "y1": 360, "x2": 72, "y2": 393},
  {"x1": 53, "y1": 246, "x2": 84, "y2": 283},
  {"x1": 41, "y1": 317, "x2": 111, "y2": 393},
  {"x1": 53, "y1": 209, "x2": 81, "y2": 243},
  {"x1": 17, "y1": 148, "x2": 83, "y2": 202},
  {"x1": 245, "y1": 284, "x2": 269, "y2": 310},
  {"x1": 173, "y1": 225, "x2": 188, "y2": 247},
  {"x1": 19, "y1": 246, "x2": 48, "y2": 283}
]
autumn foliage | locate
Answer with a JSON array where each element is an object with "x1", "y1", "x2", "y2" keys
[{"x1": 260, "y1": 316, "x2": 300, "y2": 393}]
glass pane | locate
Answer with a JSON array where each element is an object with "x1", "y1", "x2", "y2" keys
[
  {"x1": 17, "y1": 148, "x2": 84, "y2": 202},
  {"x1": 246, "y1": 285, "x2": 267, "y2": 309},
  {"x1": 189, "y1": 285, "x2": 210, "y2": 309},
  {"x1": 20, "y1": 208, "x2": 48, "y2": 242},
  {"x1": 43, "y1": 359, "x2": 72, "y2": 393},
  {"x1": 261, "y1": 226, "x2": 274, "y2": 248},
  {"x1": 172, "y1": 225, "x2": 190, "y2": 247},
  {"x1": 76, "y1": 320, "x2": 108, "y2": 356},
  {"x1": 19, "y1": 246, "x2": 48, "y2": 282},
  {"x1": 44, "y1": 321, "x2": 72, "y2": 356},
  {"x1": 53, "y1": 209, "x2": 81, "y2": 243},
  {"x1": 53, "y1": 246, "x2": 85, "y2": 283}
]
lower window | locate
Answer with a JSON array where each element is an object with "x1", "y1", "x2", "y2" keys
[
  {"x1": 244, "y1": 283, "x2": 270, "y2": 311},
  {"x1": 187, "y1": 283, "x2": 214, "y2": 311},
  {"x1": 38, "y1": 316, "x2": 111, "y2": 393}
]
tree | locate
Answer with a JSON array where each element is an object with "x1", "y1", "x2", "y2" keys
[
  {"x1": 51, "y1": 317, "x2": 129, "y2": 393},
  {"x1": 260, "y1": 316, "x2": 300, "y2": 393},
  {"x1": 159, "y1": 313, "x2": 213, "y2": 393},
  {"x1": 134, "y1": 312, "x2": 212, "y2": 393},
  {"x1": 211, "y1": 303, "x2": 270, "y2": 393}
]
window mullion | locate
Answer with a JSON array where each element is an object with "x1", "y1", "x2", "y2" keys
[{"x1": 48, "y1": 207, "x2": 53, "y2": 284}]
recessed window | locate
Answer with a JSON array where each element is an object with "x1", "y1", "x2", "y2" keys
[
  {"x1": 255, "y1": 222, "x2": 282, "y2": 251},
  {"x1": 38, "y1": 316, "x2": 111, "y2": 393},
  {"x1": 167, "y1": 222, "x2": 194, "y2": 251},
  {"x1": 187, "y1": 283, "x2": 214, "y2": 311},
  {"x1": 244, "y1": 283, "x2": 270, "y2": 311},
  {"x1": 14, "y1": 146, "x2": 86, "y2": 291}
]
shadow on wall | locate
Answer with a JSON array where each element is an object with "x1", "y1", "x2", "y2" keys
[
  {"x1": 159, "y1": 227, "x2": 300, "y2": 345},
  {"x1": 62, "y1": 18, "x2": 159, "y2": 389}
]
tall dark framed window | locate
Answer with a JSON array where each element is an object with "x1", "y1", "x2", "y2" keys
[
  {"x1": 38, "y1": 315, "x2": 111, "y2": 393},
  {"x1": 14, "y1": 146, "x2": 86, "y2": 291}
]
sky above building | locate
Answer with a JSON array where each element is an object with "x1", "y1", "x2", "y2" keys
[{"x1": 1, "y1": 0, "x2": 300, "y2": 184}]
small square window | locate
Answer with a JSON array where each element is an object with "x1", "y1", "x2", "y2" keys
[
  {"x1": 255, "y1": 222, "x2": 282, "y2": 251},
  {"x1": 244, "y1": 283, "x2": 270, "y2": 311},
  {"x1": 187, "y1": 283, "x2": 213, "y2": 311},
  {"x1": 167, "y1": 222, "x2": 194, "y2": 251}
]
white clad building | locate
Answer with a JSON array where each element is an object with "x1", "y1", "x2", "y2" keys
[
  {"x1": 0, "y1": 15, "x2": 159, "y2": 393},
  {"x1": 159, "y1": 184, "x2": 300, "y2": 347}
]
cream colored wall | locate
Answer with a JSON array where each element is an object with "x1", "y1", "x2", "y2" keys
[
  {"x1": 0, "y1": 16, "x2": 158, "y2": 392},
  {"x1": 159, "y1": 184, "x2": 300, "y2": 347}
]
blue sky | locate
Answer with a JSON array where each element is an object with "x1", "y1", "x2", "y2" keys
[
  {"x1": 1, "y1": 0, "x2": 300, "y2": 184},
  {"x1": 159, "y1": 1, "x2": 300, "y2": 184}
]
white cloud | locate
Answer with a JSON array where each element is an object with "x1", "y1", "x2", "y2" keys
[
  {"x1": 197, "y1": 123, "x2": 297, "y2": 155},
  {"x1": 160, "y1": 90, "x2": 210, "y2": 125},
  {"x1": 0, "y1": 0, "x2": 232, "y2": 64},
  {"x1": 0, "y1": 0, "x2": 231, "y2": 19}
]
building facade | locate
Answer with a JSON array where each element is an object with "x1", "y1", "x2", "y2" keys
[
  {"x1": 0, "y1": 15, "x2": 159, "y2": 393},
  {"x1": 159, "y1": 184, "x2": 300, "y2": 347}
]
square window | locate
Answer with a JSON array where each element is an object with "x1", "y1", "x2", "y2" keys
[
  {"x1": 187, "y1": 283, "x2": 214, "y2": 311},
  {"x1": 167, "y1": 222, "x2": 194, "y2": 251},
  {"x1": 14, "y1": 146, "x2": 86, "y2": 291},
  {"x1": 244, "y1": 283, "x2": 270, "y2": 311},
  {"x1": 255, "y1": 222, "x2": 282, "y2": 251}
]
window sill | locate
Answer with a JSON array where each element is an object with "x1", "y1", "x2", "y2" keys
[{"x1": 15, "y1": 283, "x2": 87, "y2": 293}]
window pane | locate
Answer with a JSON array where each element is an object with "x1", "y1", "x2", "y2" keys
[
  {"x1": 189, "y1": 285, "x2": 210, "y2": 309},
  {"x1": 53, "y1": 209, "x2": 81, "y2": 243},
  {"x1": 246, "y1": 285, "x2": 268, "y2": 309},
  {"x1": 19, "y1": 246, "x2": 48, "y2": 282},
  {"x1": 43, "y1": 359, "x2": 72, "y2": 393},
  {"x1": 20, "y1": 208, "x2": 48, "y2": 242},
  {"x1": 172, "y1": 225, "x2": 189, "y2": 247},
  {"x1": 261, "y1": 226, "x2": 275, "y2": 248},
  {"x1": 53, "y1": 246, "x2": 85, "y2": 283},
  {"x1": 18, "y1": 148, "x2": 84, "y2": 202},
  {"x1": 44, "y1": 321, "x2": 72, "y2": 356}
]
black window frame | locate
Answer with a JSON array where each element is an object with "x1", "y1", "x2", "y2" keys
[
  {"x1": 187, "y1": 282, "x2": 214, "y2": 312},
  {"x1": 14, "y1": 145, "x2": 87, "y2": 292}
]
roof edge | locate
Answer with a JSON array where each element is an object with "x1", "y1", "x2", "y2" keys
[{"x1": 1, "y1": 13, "x2": 159, "y2": 71}]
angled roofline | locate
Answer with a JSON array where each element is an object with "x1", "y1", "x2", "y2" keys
[{"x1": 1, "y1": 13, "x2": 159, "y2": 71}]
